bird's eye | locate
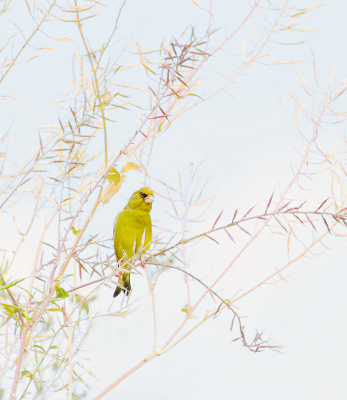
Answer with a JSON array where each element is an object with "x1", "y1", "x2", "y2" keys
[{"x1": 139, "y1": 192, "x2": 146, "y2": 197}]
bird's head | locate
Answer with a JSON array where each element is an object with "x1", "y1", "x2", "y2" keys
[{"x1": 126, "y1": 187, "x2": 154, "y2": 212}]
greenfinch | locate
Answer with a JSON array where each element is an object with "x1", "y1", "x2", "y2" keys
[{"x1": 113, "y1": 187, "x2": 154, "y2": 297}]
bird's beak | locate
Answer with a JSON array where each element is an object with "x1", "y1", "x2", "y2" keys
[{"x1": 145, "y1": 195, "x2": 154, "y2": 204}]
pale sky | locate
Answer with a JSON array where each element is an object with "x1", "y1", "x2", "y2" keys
[{"x1": 1, "y1": 0, "x2": 347, "y2": 399}]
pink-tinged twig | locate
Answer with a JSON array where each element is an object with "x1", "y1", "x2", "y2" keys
[
  {"x1": 232, "y1": 210, "x2": 238, "y2": 223},
  {"x1": 316, "y1": 198, "x2": 329, "y2": 212},
  {"x1": 224, "y1": 228, "x2": 236, "y2": 243},
  {"x1": 277, "y1": 201, "x2": 292, "y2": 212},
  {"x1": 321, "y1": 215, "x2": 330, "y2": 232},
  {"x1": 204, "y1": 234, "x2": 219, "y2": 244},
  {"x1": 265, "y1": 190, "x2": 274, "y2": 214},
  {"x1": 67, "y1": 276, "x2": 108, "y2": 293},
  {"x1": 293, "y1": 213, "x2": 305, "y2": 225},
  {"x1": 93, "y1": 354, "x2": 157, "y2": 400},
  {"x1": 9, "y1": 329, "x2": 29, "y2": 400},
  {"x1": 212, "y1": 210, "x2": 224, "y2": 229},
  {"x1": 274, "y1": 216, "x2": 289, "y2": 234},
  {"x1": 242, "y1": 205, "x2": 256, "y2": 220},
  {"x1": 238, "y1": 225, "x2": 252, "y2": 237},
  {"x1": 144, "y1": 265, "x2": 157, "y2": 351},
  {"x1": 306, "y1": 214, "x2": 317, "y2": 231}
]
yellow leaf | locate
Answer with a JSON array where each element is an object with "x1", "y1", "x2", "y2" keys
[
  {"x1": 121, "y1": 162, "x2": 141, "y2": 173},
  {"x1": 140, "y1": 61, "x2": 156, "y2": 75},
  {"x1": 39, "y1": 47, "x2": 59, "y2": 53},
  {"x1": 61, "y1": 5, "x2": 93, "y2": 12},
  {"x1": 61, "y1": 198, "x2": 72, "y2": 206},
  {"x1": 72, "y1": 226, "x2": 81, "y2": 235},
  {"x1": 101, "y1": 176, "x2": 125, "y2": 205},
  {"x1": 190, "y1": 0, "x2": 202, "y2": 7},
  {"x1": 136, "y1": 42, "x2": 145, "y2": 63},
  {"x1": 106, "y1": 167, "x2": 121, "y2": 184},
  {"x1": 51, "y1": 37, "x2": 75, "y2": 42}
]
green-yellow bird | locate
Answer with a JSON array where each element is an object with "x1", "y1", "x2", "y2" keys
[{"x1": 113, "y1": 187, "x2": 154, "y2": 297}]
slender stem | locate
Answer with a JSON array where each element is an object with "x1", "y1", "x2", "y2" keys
[
  {"x1": 0, "y1": 1, "x2": 58, "y2": 85},
  {"x1": 74, "y1": 0, "x2": 108, "y2": 165},
  {"x1": 68, "y1": 321, "x2": 73, "y2": 400},
  {"x1": 144, "y1": 265, "x2": 157, "y2": 351},
  {"x1": 67, "y1": 276, "x2": 108, "y2": 292},
  {"x1": 231, "y1": 226, "x2": 333, "y2": 304},
  {"x1": 0, "y1": 335, "x2": 18, "y2": 383},
  {"x1": 68, "y1": 261, "x2": 77, "y2": 399},
  {"x1": 27, "y1": 211, "x2": 58, "y2": 301},
  {"x1": 154, "y1": 208, "x2": 337, "y2": 259},
  {"x1": 162, "y1": 318, "x2": 206, "y2": 354},
  {"x1": 9, "y1": 328, "x2": 29, "y2": 400},
  {"x1": 181, "y1": 195, "x2": 190, "y2": 309},
  {"x1": 93, "y1": 352, "x2": 157, "y2": 400},
  {"x1": 96, "y1": 0, "x2": 127, "y2": 67}
]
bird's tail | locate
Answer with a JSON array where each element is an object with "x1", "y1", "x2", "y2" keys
[{"x1": 113, "y1": 273, "x2": 131, "y2": 298}]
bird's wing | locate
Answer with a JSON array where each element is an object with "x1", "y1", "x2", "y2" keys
[
  {"x1": 114, "y1": 209, "x2": 151, "y2": 263},
  {"x1": 135, "y1": 215, "x2": 152, "y2": 254}
]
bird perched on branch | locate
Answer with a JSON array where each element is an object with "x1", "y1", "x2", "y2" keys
[{"x1": 113, "y1": 187, "x2": 154, "y2": 297}]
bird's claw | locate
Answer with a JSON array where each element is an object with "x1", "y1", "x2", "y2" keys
[
  {"x1": 116, "y1": 270, "x2": 123, "y2": 278},
  {"x1": 140, "y1": 258, "x2": 146, "y2": 269}
]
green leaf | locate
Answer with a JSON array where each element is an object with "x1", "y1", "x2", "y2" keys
[
  {"x1": 0, "y1": 303, "x2": 32, "y2": 325},
  {"x1": 56, "y1": 286, "x2": 69, "y2": 299},
  {"x1": 113, "y1": 66, "x2": 121, "y2": 75},
  {"x1": 121, "y1": 162, "x2": 141, "y2": 173},
  {"x1": 33, "y1": 377, "x2": 43, "y2": 400},
  {"x1": 0, "y1": 315, "x2": 6, "y2": 329},
  {"x1": 187, "y1": 93, "x2": 204, "y2": 101},
  {"x1": 31, "y1": 345, "x2": 46, "y2": 353},
  {"x1": 1, "y1": 303, "x2": 21, "y2": 313},
  {"x1": 74, "y1": 294, "x2": 93, "y2": 314},
  {"x1": 20, "y1": 370, "x2": 33, "y2": 379},
  {"x1": 181, "y1": 304, "x2": 197, "y2": 319},
  {"x1": 82, "y1": 299, "x2": 89, "y2": 315},
  {"x1": 0, "y1": 277, "x2": 25, "y2": 291},
  {"x1": 61, "y1": 198, "x2": 72, "y2": 206},
  {"x1": 72, "y1": 226, "x2": 81, "y2": 235},
  {"x1": 141, "y1": 62, "x2": 156, "y2": 75},
  {"x1": 106, "y1": 167, "x2": 121, "y2": 184}
]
